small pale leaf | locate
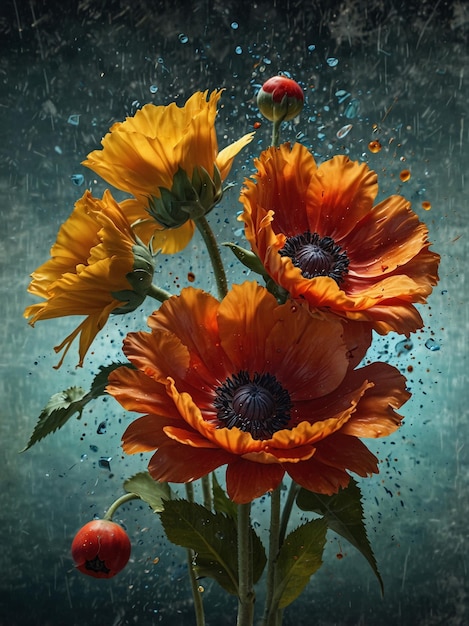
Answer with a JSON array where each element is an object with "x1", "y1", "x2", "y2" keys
[
  {"x1": 275, "y1": 518, "x2": 328, "y2": 609},
  {"x1": 124, "y1": 472, "x2": 171, "y2": 512},
  {"x1": 21, "y1": 386, "x2": 87, "y2": 451},
  {"x1": 296, "y1": 479, "x2": 384, "y2": 594}
]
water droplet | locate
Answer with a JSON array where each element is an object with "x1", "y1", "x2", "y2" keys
[
  {"x1": 425, "y1": 338, "x2": 440, "y2": 351},
  {"x1": 80, "y1": 454, "x2": 88, "y2": 462},
  {"x1": 326, "y1": 57, "x2": 339, "y2": 67},
  {"x1": 97, "y1": 421, "x2": 107, "y2": 434},
  {"x1": 336, "y1": 124, "x2": 353, "y2": 139},
  {"x1": 98, "y1": 457, "x2": 112, "y2": 470},
  {"x1": 178, "y1": 33, "x2": 188, "y2": 44},
  {"x1": 308, "y1": 44, "x2": 316, "y2": 51},
  {"x1": 67, "y1": 114, "x2": 80, "y2": 126},
  {"x1": 70, "y1": 174, "x2": 84, "y2": 186},
  {"x1": 54, "y1": 146, "x2": 63, "y2": 154},
  {"x1": 231, "y1": 21, "x2": 239, "y2": 29},
  {"x1": 344, "y1": 98, "x2": 360, "y2": 119},
  {"x1": 400, "y1": 169, "x2": 411, "y2": 182},
  {"x1": 395, "y1": 339, "x2": 413, "y2": 356},
  {"x1": 368, "y1": 140, "x2": 382, "y2": 153},
  {"x1": 149, "y1": 84, "x2": 158, "y2": 94},
  {"x1": 235, "y1": 46, "x2": 243, "y2": 55}
]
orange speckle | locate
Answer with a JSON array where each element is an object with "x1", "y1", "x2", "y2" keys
[
  {"x1": 336, "y1": 553, "x2": 344, "y2": 560},
  {"x1": 368, "y1": 140, "x2": 382, "y2": 153},
  {"x1": 399, "y1": 169, "x2": 411, "y2": 182},
  {"x1": 253, "y1": 121, "x2": 262, "y2": 129},
  {"x1": 422, "y1": 201, "x2": 432, "y2": 211},
  {"x1": 187, "y1": 272, "x2": 196, "y2": 282}
]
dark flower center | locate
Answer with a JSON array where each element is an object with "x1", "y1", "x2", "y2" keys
[
  {"x1": 279, "y1": 231, "x2": 349, "y2": 285},
  {"x1": 214, "y1": 371, "x2": 292, "y2": 440}
]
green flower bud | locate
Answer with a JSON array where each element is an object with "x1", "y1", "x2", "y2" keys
[{"x1": 257, "y1": 76, "x2": 304, "y2": 122}]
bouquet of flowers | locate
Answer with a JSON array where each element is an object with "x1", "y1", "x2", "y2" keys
[{"x1": 23, "y1": 76, "x2": 440, "y2": 626}]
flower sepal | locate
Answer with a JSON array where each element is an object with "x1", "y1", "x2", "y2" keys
[
  {"x1": 223, "y1": 242, "x2": 270, "y2": 279},
  {"x1": 148, "y1": 165, "x2": 223, "y2": 228},
  {"x1": 112, "y1": 241, "x2": 156, "y2": 314}
]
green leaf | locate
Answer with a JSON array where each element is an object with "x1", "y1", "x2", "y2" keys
[
  {"x1": 89, "y1": 362, "x2": 135, "y2": 397},
  {"x1": 159, "y1": 499, "x2": 266, "y2": 594},
  {"x1": 296, "y1": 479, "x2": 384, "y2": 595},
  {"x1": 212, "y1": 472, "x2": 238, "y2": 519},
  {"x1": 222, "y1": 242, "x2": 269, "y2": 278},
  {"x1": 274, "y1": 518, "x2": 328, "y2": 609},
  {"x1": 123, "y1": 472, "x2": 172, "y2": 513},
  {"x1": 21, "y1": 361, "x2": 134, "y2": 451},
  {"x1": 21, "y1": 386, "x2": 87, "y2": 451}
]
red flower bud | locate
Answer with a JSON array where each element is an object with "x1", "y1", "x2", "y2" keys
[
  {"x1": 71, "y1": 519, "x2": 131, "y2": 579},
  {"x1": 257, "y1": 76, "x2": 304, "y2": 122}
]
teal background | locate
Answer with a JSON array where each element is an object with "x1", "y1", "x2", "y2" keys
[{"x1": 1, "y1": 1, "x2": 467, "y2": 624}]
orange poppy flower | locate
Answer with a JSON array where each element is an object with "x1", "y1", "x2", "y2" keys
[
  {"x1": 24, "y1": 190, "x2": 154, "y2": 368},
  {"x1": 239, "y1": 142, "x2": 440, "y2": 335},
  {"x1": 83, "y1": 90, "x2": 254, "y2": 254},
  {"x1": 107, "y1": 281, "x2": 410, "y2": 504}
]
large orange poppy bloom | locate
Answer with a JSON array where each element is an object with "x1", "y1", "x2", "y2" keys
[
  {"x1": 239, "y1": 142, "x2": 440, "y2": 335},
  {"x1": 107, "y1": 281, "x2": 410, "y2": 504},
  {"x1": 83, "y1": 90, "x2": 254, "y2": 254},
  {"x1": 24, "y1": 190, "x2": 154, "y2": 368}
]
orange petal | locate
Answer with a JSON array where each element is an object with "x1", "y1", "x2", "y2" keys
[
  {"x1": 285, "y1": 456, "x2": 351, "y2": 495},
  {"x1": 107, "y1": 367, "x2": 177, "y2": 417},
  {"x1": 313, "y1": 433, "x2": 378, "y2": 477},
  {"x1": 306, "y1": 155, "x2": 378, "y2": 239},
  {"x1": 226, "y1": 459, "x2": 285, "y2": 503},
  {"x1": 341, "y1": 362, "x2": 410, "y2": 437},
  {"x1": 148, "y1": 441, "x2": 231, "y2": 483},
  {"x1": 122, "y1": 414, "x2": 173, "y2": 454}
]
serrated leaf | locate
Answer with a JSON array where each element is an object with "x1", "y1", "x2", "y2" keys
[
  {"x1": 296, "y1": 479, "x2": 384, "y2": 595},
  {"x1": 159, "y1": 499, "x2": 266, "y2": 594},
  {"x1": 22, "y1": 361, "x2": 134, "y2": 451},
  {"x1": 212, "y1": 472, "x2": 238, "y2": 519},
  {"x1": 274, "y1": 518, "x2": 328, "y2": 609},
  {"x1": 123, "y1": 472, "x2": 171, "y2": 513},
  {"x1": 21, "y1": 386, "x2": 87, "y2": 451},
  {"x1": 89, "y1": 362, "x2": 134, "y2": 397}
]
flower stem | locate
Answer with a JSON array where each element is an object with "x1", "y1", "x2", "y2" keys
[
  {"x1": 147, "y1": 283, "x2": 172, "y2": 302},
  {"x1": 103, "y1": 493, "x2": 140, "y2": 521},
  {"x1": 195, "y1": 215, "x2": 228, "y2": 300},
  {"x1": 185, "y1": 483, "x2": 206, "y2": 626},
  {"x1": 271, "y1": 120, "x2": 282, "y2": 148},
  {"x1": 279, "y1": 480, "x2": 300, "y2": 546},
  {"x1": 237, "y1": 502, "x2": 255, "y2": 626},
  {"x1": 201, "y1": 474, "x2": 212, "y2": 511},
  {"x1": 262, "y1": 485, "x2": 282, "y2": 626}
]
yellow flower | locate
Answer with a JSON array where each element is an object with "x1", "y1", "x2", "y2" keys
[
  {"x1": 24, "y1": 190, "x2": 155, "y2": 368},
  {"x1": 83, "y1": 90, "x2": 254, "y2": 254}
]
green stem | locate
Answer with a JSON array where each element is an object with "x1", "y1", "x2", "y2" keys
[
  {"x1": 271, "y1": 120, "x2": 282, "y2": 148},
  {"x1": 279, "y1": 481, "x2": 300, "y2": 546},
  {"x1": 103, "y1": 493, "x2": 140, "y2": 521},
  {"x1": 147, "y1": 283, "x2": 172, "y2": 302},
  {"x1": 262, "y1": 485, "x2": 282, "y2": 626},
  {"x1": 237, "y1": 502, "x2": 255, "y2": 626},
  {"x1": 195, "y1": 215, "x2": 228, "y2": 300},
  {"x1": 185, "y1": 483, "x2": 206, "y2": 626},
  {"x1": 201, "y1": 474, "x2": 212, "y2": 511}
]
